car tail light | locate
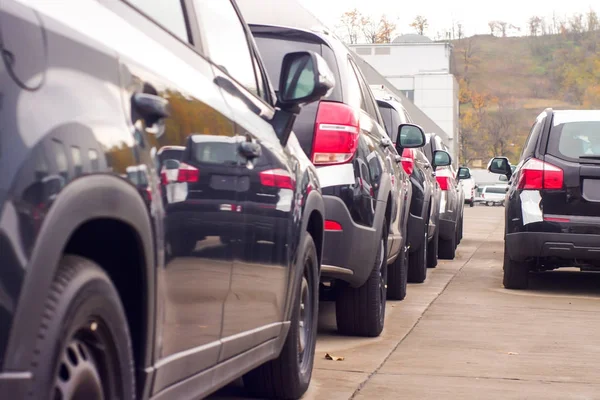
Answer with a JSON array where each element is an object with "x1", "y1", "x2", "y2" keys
[
  {"x1": 436, "y1": 176, "x2": 451, "y2": 191},
  {"x1": 401, "y1": 148, "x2": 415, "y2": 175},
  {"x1": 260, "y1": 169, "x2": 294, "y2": 189},
  {"x1": 160, "y1": 170, "x2": 169, "y2": 185},
  {"x1": 311, "y1": 101, "x2": 360, "y2": 166},
  {"x1": 325, "y1": 220, "x2": 342, "y2": 231},
  {"x1": 177, "y1": 162, "x2": 199, "y2": 183},
  {"x1": 518, "y1": 158, "x2": 563, "y2": 190}
]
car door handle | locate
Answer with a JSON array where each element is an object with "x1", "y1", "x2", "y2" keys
[
  {"x1": 238, "y1": 141, "x2": 262, "y2": 160},
  {"x1": 380, "y1": 138, "x2": 392, "y2": 148},
  {"x1": 132, "y1": 93, "x2": 170, "y2": 122}
]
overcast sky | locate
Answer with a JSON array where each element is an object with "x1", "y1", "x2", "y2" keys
[{"x1": 299, "y1": 0, "x2": 597, "y2": 39}]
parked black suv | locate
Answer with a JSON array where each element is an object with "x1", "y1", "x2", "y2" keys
[
  {"x1": 490, "y1": 109, "x2": 600, "y2": 289},
  {"x1": 238, "y1": 1, "x2": 424, "y2": 336},
  {"x1": 423, "y1": 133, "x2": 463, "y2": 259},
  {"x1": 0, "y1": 1, "x2": 332, "y2": 398},
  {"x1": 377, "y1": 98, "x2": 441, "y2": 290}
]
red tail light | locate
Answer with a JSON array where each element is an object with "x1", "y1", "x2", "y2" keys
[
  {"x1": 160, "y1": 171, "x2": 169, "y2": 185},
  {"x1": 260, "y1": 169, "x2": 294, "y2": 189},
  {"x1": 518, "y1": 158, "x2": 563, "y2": 190},
  {"x1": 325, "y1": 220, "x2": 342, "y2": 231},
  {"x1": 436, "y1": 176, "x2": 451, "y2": 191},
  {"x1": 401, "y1": 148, "x2": 415, "y2": 175},
  {"x1": 311, "y1": 101, "x2": 360, "y2": 166},
  {"x1": 177, "y1": 162, "x2": 199, "y2": 182}
]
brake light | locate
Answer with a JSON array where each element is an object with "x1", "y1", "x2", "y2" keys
[
  {"x1": 260, "y1": 169, "x2": 294, "y2": 189},
  {"x1": 436, "y1": 176, "x2": 451, "y2": 191},
  {"x1": 518, "y1": 158, "x2": 563, "y2": 190},
  {"x1": 160, "y1": 171, "x2": 168, "y2": 185},
  {"x1": 311, "y1": 101, "x2": 360, "y2": 166},
  {"x1": 177, "y1": 162, "x2": 199, "y2": 183},
  {"x1": 401, "y1": 148, "x2": 415, "y2": 175},
  {"x1": 325, "y1": 220, "x2": 342, "y2": 231}
]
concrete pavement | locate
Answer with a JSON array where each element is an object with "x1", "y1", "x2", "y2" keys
[{"x1": 211, "y1": 206, "x2": 600, "y2": 399}]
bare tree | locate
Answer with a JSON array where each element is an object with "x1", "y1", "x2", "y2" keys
[
  {"x1": 410, "y1": 15, "x2": 428, "y2": 35},
  {"x1": 340, "y1": 8, "x2": 361, "y2": 44},
  {"x1": 377, "y1": 15, "x2": 396, "y2": 43},
  {"x1": 488, "y1": 21, "x2": 498, "y2": 36},
  {"x1": 497, "y1": 21, "x2": 508, "y2": 37},
  {"x1": 528, "y1": 16, "x2": 543, "y2": 36},
  {"x1": 360, "y1": 15, "x2": 379, "y2": 43},
  {"x1": 486, "y1": 97, "x2": 519, "y2": 156},
  {"x1": 457, "y1": 22, "x2": 464, "y2": 40},
  {"x1": 586, "y1": 9, "x2": 599, "y2": 32}
]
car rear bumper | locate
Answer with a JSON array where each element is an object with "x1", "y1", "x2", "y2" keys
[
  {"x1": 320, "y1": 196, "x2": 379, "y2": 287},
  {"x1": 506, "y1": 232, "x2": 600, "y2": 262}
]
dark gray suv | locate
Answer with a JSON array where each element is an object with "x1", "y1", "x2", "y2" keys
[{"x1": 0, "y1": 1, "x2": 333, "y2": 398}]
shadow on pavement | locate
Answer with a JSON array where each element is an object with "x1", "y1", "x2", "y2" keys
[{"x1": 528, "y1": 269, "x2": 600, "y2": 297}]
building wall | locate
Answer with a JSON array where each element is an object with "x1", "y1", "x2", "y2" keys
[{"x1": 351, "y1": 43, "x2": 459, "y2": 164}]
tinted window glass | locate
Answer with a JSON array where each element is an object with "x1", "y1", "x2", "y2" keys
[
  {"x1": 551, "y1": 121, "x2": 600, "y2": 159},
  {"x1": 127, "y1": 0, "x2": 189, "y2": 42},
  {"x1": 486, "y1": 187, "x2": 506, "y2": 194},
  {"x1": 346, "y1": 60, "x2": 365, "y2": 111},
  {"x1": 519, "y1": 117, "x2": 544, "y2": 162},
  {"x1": 378, "y1": 106, "x2": 393, "y2": 138},
  {"x1": 193, "y1": 0, "x2": 258, "y2": 95},
  {"x1": 252, "y1": 35, "x2": 341, "y2": 157},
  {"x1": 190, "y1": 137, "x2": 268, "y2": 166}
]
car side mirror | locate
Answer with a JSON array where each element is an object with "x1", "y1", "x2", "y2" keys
[
  {"x1": 488, "y1": 157, "x2": 512, "y2": 178},
  {"x1": 272, "y1": 51, "x2": 335, "y2": 147},
  {"x1": 396, "y1": 123, "x2": 425, "y2": 153},
  {"x1": 278, "y1": 51, "x2": 334, "y2": 107},
  {"x1": 457, "y1": 167, "x2": 471, "y2": 180},
  {"x1": 432, "y1": 150, "x2": 451, "y2": 170}
]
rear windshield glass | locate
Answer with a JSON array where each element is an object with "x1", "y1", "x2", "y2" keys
[
  {"x1": 253, "y1": 34, "x2": 341, "y2": 157},
  {"x1": 190, "y1": 137, "x2": 268, "y2": 166},
  {"x1": 551, "y1": 121, "x2": 600, "y2": 160},
  {"x1": 486, "y1": 187, "x2": 506, "y2": 194}
]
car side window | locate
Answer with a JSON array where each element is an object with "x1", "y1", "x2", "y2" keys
[
  {"x1": 193, "y1": 0, "x2": 259, "y2": 97},
  {"x1": 350, "y1": 60, "x2": 380, "y2": 123},
  {"x1": 346, "y1": 60, "x2": 365, "y2": 112},
  {"x1": 519, "y1": 116, "x2": 545, "y2": 162},
  {"x1": 126, "y1": 0, "x2": 190, "y2": 42}
]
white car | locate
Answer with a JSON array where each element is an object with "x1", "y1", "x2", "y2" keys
[
  {"x1": 457, "y1": 167, "x2": 476, "y2": 207},
  {"x1": 480, "y1": 185, "x2": 507, "y2": 206}
]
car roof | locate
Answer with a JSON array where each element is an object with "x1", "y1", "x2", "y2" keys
[
  {"x1": 237, "y1": 0, "x2": 332, "y2": 36},
  {"x1": 552, "y1": 110, "x2": 600, "y2": 125}
]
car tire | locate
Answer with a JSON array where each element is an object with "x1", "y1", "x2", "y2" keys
[
  {"x1": 407, "y1": 227, "x2": 428, "y2": 283},
  {"x1": 469, "y1": 199, "x2": 474, "y2": 207},
  {"x1": 387, "y1": 244, "x2": 408, "y2": 300},
  {"x1": 438, "y1": 231, "x2": 456, "y2": 260},
  {"x1": 427, "y1": 227, "x2": 439, "y2": 268},
  {"x1": 336, "y1": 219, "x2": 388, "y2": 337},
  {"x1": 503, "y1": 241, "x2": 529, "y2": 289},
  {"x1": 457, "y1": 216, "x2": 463, "y2": 244},
  {"x1": 169, "y1": 236, "x2": 197, "y2": 257},
  {"x1": 244, "y1": 234, "x2": 319, "y2": 399},
  {"x1": 28, "y1": 255, "x2": 135, "y2": 400}
]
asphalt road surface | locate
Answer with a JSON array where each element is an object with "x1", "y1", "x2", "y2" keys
[{"x1": 210, "y1": 206, "x2": 600, "y2": 399}]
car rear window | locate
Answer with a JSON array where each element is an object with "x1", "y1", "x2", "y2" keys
[
  {"x1": 486, "y1": 187, "x2": 506, "y2": 194},
  {"x1": 190, "y1": 137, "x2": 268, "y2": 167},
  {"x1": 253, "y1": 34, "x2": 341, "y2": 157},
  {"x1": 551, "y1": 121, "x2": 600, "y2": 160}
]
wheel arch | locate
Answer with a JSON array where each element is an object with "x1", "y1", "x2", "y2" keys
[{"x1": 3, "y1": 174, "x2": 155, "y2": 381}]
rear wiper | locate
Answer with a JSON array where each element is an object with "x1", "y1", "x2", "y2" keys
[{"x1": 579, "y1": 156, "x2": 600, "y2": 160}]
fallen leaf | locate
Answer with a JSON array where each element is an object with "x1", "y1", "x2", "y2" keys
[
  {"x1": 507, "y1": 352, "x2": 519, "y2": 356},
  {"x1": 325, "y1": 353, "x2": 345, "y2": 361}
]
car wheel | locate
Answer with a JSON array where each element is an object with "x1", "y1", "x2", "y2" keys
[
  {"x1": 408, "y1": 225, "x2": 428, "y2": 283},
  {"x1": 502, "y1": 241, "x2": 529, "y2": 289},
  {"x1": 457, "y1": 216, "x2": 464, "y2": 244},
  {"x1": 245, "y1": 233, "x2": 319, "y2": 399},
  {"x1": 427, "y1": 227, "x2": 439, "y2": 268},
  {"x1": 336, "y1": 219, "x2": 388, "y2": 337},
  {"x1": 28, "y1": 255, "x2": 135, "y2": 400},
  {"x1": 469, "y1": 199, "x2": 474, "y2": 207},
  {"x1": 387, "y1": 244, "x2": 408, "y2": 300},
  {"x1": 438, "y1": 230, "x2": 456, "y2": 260},
  {"x1": 169, "y1": 236, "x2": 197, "y2": 257},
  {"x1": 486, "y1": 201, "x2": 494, "y2": 206}
]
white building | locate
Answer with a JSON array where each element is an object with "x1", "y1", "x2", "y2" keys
[{"x1": 350, "y1": 35, "x2": 460, "y2": 163}]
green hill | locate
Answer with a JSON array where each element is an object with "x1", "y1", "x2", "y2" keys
[{"x1": 451, "y1": 31, "x2": 600, "y2": 165}]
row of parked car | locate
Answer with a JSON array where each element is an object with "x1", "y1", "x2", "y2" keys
[{"x1": 0, "y1": 1, "x2": 468, "y2": 399}]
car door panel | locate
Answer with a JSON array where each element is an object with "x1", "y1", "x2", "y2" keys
[{"x1": 100, "y1": 0, "x2": 239, "y2": 392}]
